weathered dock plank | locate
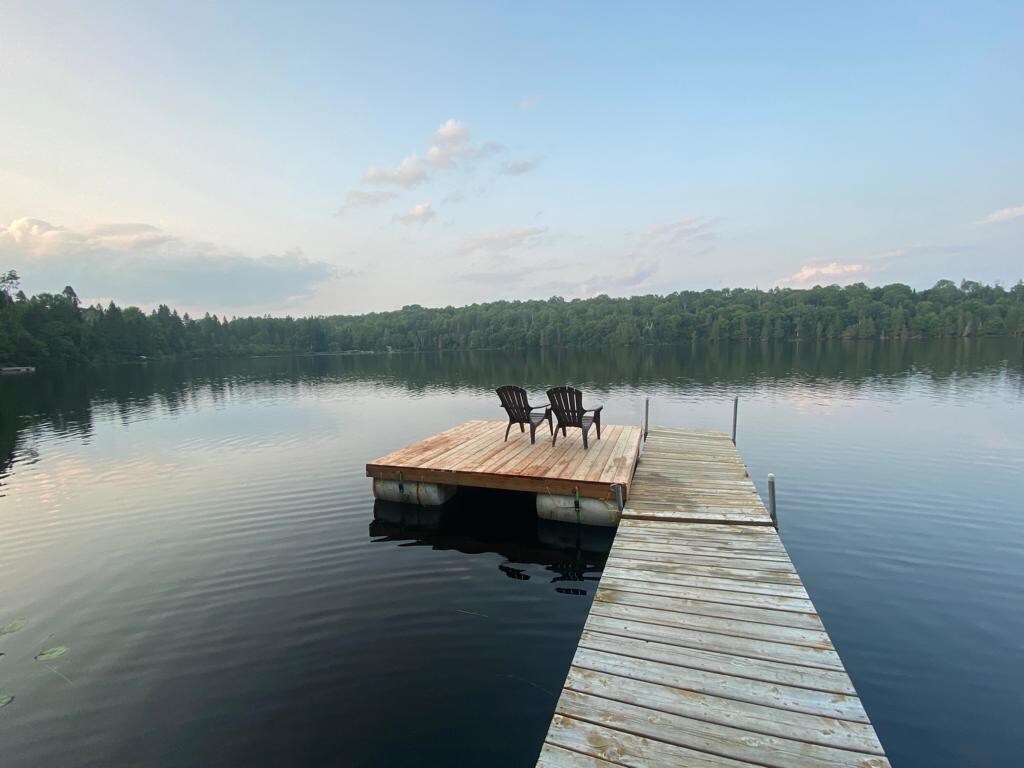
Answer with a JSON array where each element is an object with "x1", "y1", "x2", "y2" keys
[
  {"x1": 366, "y1": 419, "x2": 641, "y2": 501},
  {"x1": 536, "y1": 427, "x2": 888, "y2": 767},
  {"x1": 621, "y1": 432, "x2": 773, "y2": 525}
]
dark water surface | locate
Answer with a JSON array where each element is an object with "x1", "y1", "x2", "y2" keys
[{"x1": 1, "y1": 340, "x2": 1022, "y2": 767}]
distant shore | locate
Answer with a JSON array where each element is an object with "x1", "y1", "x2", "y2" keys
[{"x1": 2, "y1": 277, "x2": 1021, "y2": 367}]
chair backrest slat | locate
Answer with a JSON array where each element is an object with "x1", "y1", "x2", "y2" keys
[
  {"x1": 497, "y1": 385, "x2": 533, "y2": 422},
  {"x1": 547, "y1": 386, "x2": 585, "y2": 427}
]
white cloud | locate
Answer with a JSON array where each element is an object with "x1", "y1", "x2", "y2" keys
[
  {"x1": 453, "y1": 227, "x2": 547, "y2": 257},
  {"x1": 426, "y1": 118, "x2": 476, "y2": 169},
  {"x1": 978, "y1": 205, "x2": 1024, "y2": 225},
  {"x1": 364, "y1": 154, "x2": 428, "y2": 187},
  {"x1": 0, "y1": 218, "x2": 177, "y2": 258},
  {"x1": 1, "y1": 217, "x2": 83, "y2": 257},
  {"x1": 394, "y1": 201, "x2": 436, "y2": 225},
  {"x1": 777, "y1": 261, "x2": 867, "y2": 287},
  {"x1": 0, "y1": 217, "x2": 338, "y2": 309},
  {"x1": 362, "y1": 118, "x2": 474, "y2": 187},
  {"x1": 337, "y1": 189, "x2": 399, "y2": 215},
  {"x1": 434, "y1": 118, "x2": 470, "y2": 146},
  {"x1": 502, "y1": 158, "x2": 542, "y2": 176},
  {"x1": 358, "y1": 119, "x2": 508, "y2": 194},
  {"x1": 86, "y1": 223, "x2": 176, "y2": 249}
]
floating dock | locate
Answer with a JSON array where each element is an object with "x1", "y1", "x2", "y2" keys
[
  {"x1": 366, "y1": 419, "x2": 642, "y2": 502},
  {"x1": 536, "y1": 427, "x2": 889, "y2": 767},
  {"x1": 367, "y1": 420, "x2": 887, "y2": 765}
]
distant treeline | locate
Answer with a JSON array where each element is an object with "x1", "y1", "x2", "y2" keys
[{"x1": 1, "y1": 270, "x2": 1022, "y2": 365}]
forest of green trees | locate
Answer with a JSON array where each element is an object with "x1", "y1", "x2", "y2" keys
[{"x1": 2, "y1": 269, "x2": 1022, "y2": 365}]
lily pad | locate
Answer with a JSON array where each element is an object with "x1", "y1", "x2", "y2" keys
[
  {"x1": 34, "y1": 646, "x2": 68, "y2": 662},
  {"x1": 0, "y1": 693, "x2": 12, "y2": 709},
  {"x1": 0, "y1": 619, "x2": 27, "y2": 636}
]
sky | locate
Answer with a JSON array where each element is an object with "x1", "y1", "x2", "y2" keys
[{"x1": 1, "y1": 1, "x2": 1021, "y2": 317}]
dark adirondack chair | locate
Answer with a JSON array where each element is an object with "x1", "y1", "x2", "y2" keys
[
  {"x1": 547, "y1": 386, "x2": 603, "y2": 449},
  {"x1": 496, "y1": 385, "x2": 553, "y2": 444}
]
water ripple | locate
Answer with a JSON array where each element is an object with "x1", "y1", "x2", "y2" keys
[{"x1": 1, "y1": 344, "x2": 1022, "y2": 767}]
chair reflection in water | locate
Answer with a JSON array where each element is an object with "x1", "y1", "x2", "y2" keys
[{"x1": 368, "y1": 496, "x2": 612, "y2": 593}]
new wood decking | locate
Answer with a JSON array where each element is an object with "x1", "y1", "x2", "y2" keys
[
  {"x1": 366, "y1": 419, "x2": 642, "y2": 501},
  {"x1": 536, "y1": 427, "x2": 889, "y2": 767}
]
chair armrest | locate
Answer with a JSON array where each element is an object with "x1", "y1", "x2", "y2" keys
[{"x1": 583, "y1": 406, "x2": 603, "y2": 414}]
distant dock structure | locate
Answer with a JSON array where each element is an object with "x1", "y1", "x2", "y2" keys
[{"x1": 367, "y1": 417, "x2": 888, "y2": 766}]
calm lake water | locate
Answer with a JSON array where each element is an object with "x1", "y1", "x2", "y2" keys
[{"x1": 1, "y1": 340, "x2": 1022, "y2": 767}]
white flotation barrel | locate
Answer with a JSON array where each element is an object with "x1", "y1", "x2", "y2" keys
[
  {"x1": 535, "y1": 493, "x2": 621, "y2": 527},
  {"x1": 372, "y1": 478, "x2": 457, "y2": 506}
]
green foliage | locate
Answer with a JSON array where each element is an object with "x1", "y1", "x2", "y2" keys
[
  {"x1": 0, "y1": 618, "x2": 27, "y2": 636},
  {"x1": 1, "y1": 277, "x2": 1022, "y2": 365},
  {"x1": 33, "y1": 646, "x2": 68, "y2": 661}
]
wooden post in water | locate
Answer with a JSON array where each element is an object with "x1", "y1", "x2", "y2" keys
[
  {"x1": 731, "y1": 396, "x2": 739, "y2": 444},
  {"x1": 612, "y1": 483, "x2": 625, "y2": 512},
  {"x1": 768, "y1": 473, "x2": 777, "y2": 529},
  {"x1": 644, "y1": 398, "x2": 650, "y2": 442}
]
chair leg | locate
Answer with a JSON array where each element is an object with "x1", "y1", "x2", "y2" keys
[
  {"x1": 504, "y1": 422, "x2": 512, "y2": 441},
  {"x1": 552, "y1": 428, "x2": 558, "y2": 447},
  {"x1": 596, "y1": 415, "x2": 601, "y2": 440},
  {"x1": 529, "y1": 422, "x2": 537, "y2": 444},
  {"x1": 520, "y1": 423, "x2": 525, "y2": 433},
  {"x1": 582, "y1": 427, "x2": 589, "y2": 450}
]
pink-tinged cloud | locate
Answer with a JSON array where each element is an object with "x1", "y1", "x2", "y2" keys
[
  {"x1": 394, "y1": 201, "x2": 436, "y2": 225},
  {"x1": 778, "y1": 261, "x2": 867, "y2": 286}
]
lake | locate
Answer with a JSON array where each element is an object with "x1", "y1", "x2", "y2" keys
[{"x1": 1, "y1": 339, "x2": 1022, "y2": 767}]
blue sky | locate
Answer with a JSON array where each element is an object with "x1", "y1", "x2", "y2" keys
[{"x1": 1, "y1": 1, "x2": 1021, "y2": 315}]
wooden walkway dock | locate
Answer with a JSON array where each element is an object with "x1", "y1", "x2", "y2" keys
[
  {"x1": 367, "y1": 419, "x2": 642, "y2": 502},
  {"x1": 537, "y1": 428, "x2": 889, "y2": 767}
]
